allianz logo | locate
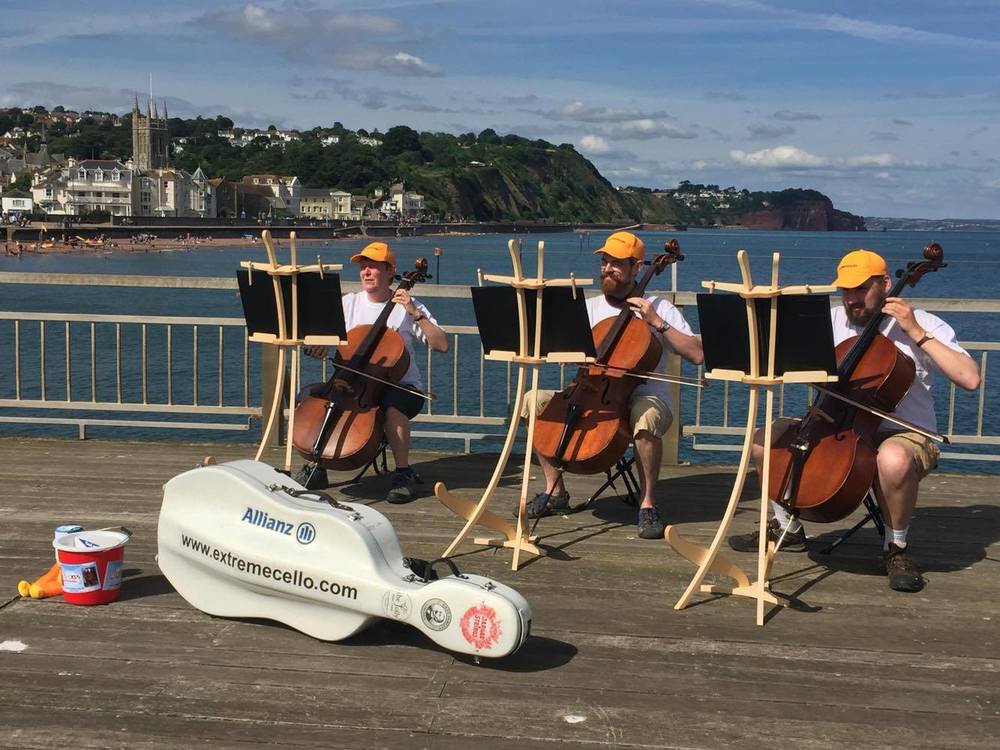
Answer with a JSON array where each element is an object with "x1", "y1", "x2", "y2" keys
[{"x1": 241, "y1": 507, "x2": 317, "y2": 545}]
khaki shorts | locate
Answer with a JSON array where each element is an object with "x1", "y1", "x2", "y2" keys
[
  {"x1": 765, "y1": 418, "x2": 939, "y2": 480},
  {"x1": 522, "y1": 388, "x2": 673, "y2": 439}
]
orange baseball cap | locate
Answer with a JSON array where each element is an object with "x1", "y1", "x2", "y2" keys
[
  {"x1": 833, "y1": 249, "x2": 888, "y2": 288},
  {"x1": 350, "y1": 241, "x2": 396, "y2": 266},
  {"x1": 594, "y1": 231, "x2": 644, "y2": 262}
]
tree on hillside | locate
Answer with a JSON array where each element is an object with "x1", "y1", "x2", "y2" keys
[
  {"x1": 477, "y1": 128, "x2": 500, "y2": 145},
  {"x1": 381, "y1": 125, "x2": 421, "y2": 157}
]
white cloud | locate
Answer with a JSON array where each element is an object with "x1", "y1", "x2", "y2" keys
[
  {"x1": 607, "y1": 119, "x2": 697, "y2": 140},
  {"x1": 378, "y1": 52, "x2": 442, "y2": 77},
  {"x1": 540, "y1": 101, "x2": 669, "y2": 123},
  {"x1": 579, "y1": 134, "x2": 610, "y2": 154},
  {"x1": 696, "y1": 0, "x2": 1000, "y2": 49},
  {"x1": 198, "y1": 3, "x2": 435, "y2": 77},
  {"x1": 730, "y1": 145, "x2": 829, "y2": 167},
  {"x1": 241, "y1": 4, "x2": 277, "y2": 33},
  {"x1": 327, "y1": 14, "x2": 398, "y2": 34},
  {"x1": 986, "y1": 178, "x2": 1000, "y2": 189},
  {"x1": 730, "y1": 146, "x2": 926, "y2": 170}
]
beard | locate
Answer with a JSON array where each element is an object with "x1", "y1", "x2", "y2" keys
[
  {"x1": 843, "y1": 300, "x2": 880, "y2": 326},
  {"x1": 601, "y1": 274, "x2": 632, "y2": 301}
]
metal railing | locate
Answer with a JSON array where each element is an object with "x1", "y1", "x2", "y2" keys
[
  {"x1": 1, "y1": 272, "x2": 997, "y2": 463},
  {"x1": 682, "y1": 296, "x2": 1000, "y2": 464},
  {"x1": 0, "y1": 273, "x2": 514, "y2": 451}
]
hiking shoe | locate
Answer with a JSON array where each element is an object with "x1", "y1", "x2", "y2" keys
[
  {"x1": 885, "y1": 543, "x2": 923, "y2": 592},
  {"x1": 294, "y1": 464, "x2": 328, "y2": 490},
  {"x1": 525, "y1": 490, "x2": 570, "y2": 519},
  {"x1": 728, "y1": 518, "x2": 807, "y2": 553},
  {"x1": 386, "y1": 468, "x2": 422, "y2": 504},
  {"x1": 637, "y1": 506, "x2": 666, "y2": 540}
]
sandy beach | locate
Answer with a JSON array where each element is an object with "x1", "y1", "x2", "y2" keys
[{"x1": 1, "y1": 233, "x2": 347, "y2": 257}]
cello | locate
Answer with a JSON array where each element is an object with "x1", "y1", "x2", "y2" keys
[
  {"x1": 768, "y1": 242, "x2": 946, "y2": 524},
  {"x1": 292, "y1": 259, "x2": 430, "y2": 471},
  {"x1": 532, "y1": 240, "x2": 685, "y2": 475}
]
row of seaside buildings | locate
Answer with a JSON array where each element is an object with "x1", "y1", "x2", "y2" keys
[{"x1": 0, "y1": 99, "x2": 424, "y2": 222}]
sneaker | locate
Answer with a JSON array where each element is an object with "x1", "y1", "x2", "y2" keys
[
  {"x1": 524, "y1": 490, "x2": 570, "y2": 519},
  {"x1": 728, "y1": 518, "x2": 807, "y2": 553},
  {"x1": 884, "y1": 543, "x2": 923, "y2": 592},
  {"x1": 386, "y1": 469, "x2": 422, "y2": 504},
  {"x1": 294, "y1": 464, "x2": 328, "y2": 490},
  {"x1": 637, "y1": 506, "x2": 666, "y2": 540}
]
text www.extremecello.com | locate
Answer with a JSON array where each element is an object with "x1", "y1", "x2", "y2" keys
[{"x1": 180, "y1": 533, "x2": 358, "y2": 600}]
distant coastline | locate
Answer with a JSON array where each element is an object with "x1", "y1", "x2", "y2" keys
[{"x1": 866, "y1": 217, "x2": 1000, "y2": 232}]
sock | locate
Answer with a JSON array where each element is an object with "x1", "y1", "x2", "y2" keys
[
  {"x1": 770, "y1": 501, "x2": 802, "y2": 533},
  {"x1": 884, "y1": 526, "x2": 908, "y2": 551}
]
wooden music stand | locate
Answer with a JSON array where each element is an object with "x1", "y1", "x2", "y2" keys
[
  {"x1": 434, "y1": 239, "x2": 593, "y2": 571},
  {"x1": 664, "y1": 250, "x2": 837, "y2": 625},
  {"x1": 240, "y1": 230, "x2": 343, "y2": 473}
]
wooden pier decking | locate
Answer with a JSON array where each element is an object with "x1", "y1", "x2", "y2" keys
[{"x1": 1, "y1": 437, "x2": 998, "y2": 749}]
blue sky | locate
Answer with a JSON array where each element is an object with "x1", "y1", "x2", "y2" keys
[{"x1": 2, "y1": 0, "x2": 998, "y2": 219}]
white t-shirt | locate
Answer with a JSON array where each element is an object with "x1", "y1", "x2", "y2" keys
[
  {"x1": 586, "y1": 294, "x2": 693, "y2": 403},
  {"x1": 341, "y1": 292, "x2": 436, "y2": 389},
  {"x1": 830, "y1": 306, "x2": 969, "y2": 433}
]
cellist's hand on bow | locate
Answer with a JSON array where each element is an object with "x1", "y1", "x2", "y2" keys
[
  {"x1": 626, "y1": 296, "x2": 664, "y2": 329},
  {"x1": 393, "y1": 288, "x2": 419, "y2": 318},
  {"x1": 882, "y1": 297, "x2": 924, "y2": 341}
]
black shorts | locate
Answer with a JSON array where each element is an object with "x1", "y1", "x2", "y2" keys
[{"x1": 380, "y1": 385, "x2": 424, "y2": 420}]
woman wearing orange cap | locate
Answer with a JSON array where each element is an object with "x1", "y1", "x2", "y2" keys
[
  {"x1": 303, "y1": 241, "x2": 448, "y2": 502},
  {"x1": 730, "y1": 248, "x2": 980, "y2": 593}
]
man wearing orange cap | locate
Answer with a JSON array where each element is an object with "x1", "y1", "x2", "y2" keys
[
  {"x1": 523, "y1": 231, "x2": 704, "y2": 539},
  {"x1": 302, "y1": 241, "x2": 448, "y2": 502},
  {"x1": 730, "y1": 248, "x2": 980, "y2": 592}
]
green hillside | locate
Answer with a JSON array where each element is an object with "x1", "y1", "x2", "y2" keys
[{"x1": 5, "y1": 106, "x2": 860, "y2": 228}]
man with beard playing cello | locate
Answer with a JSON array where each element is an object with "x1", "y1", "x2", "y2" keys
[
  {"x1": 523, "y1": 231, "x2": 704, "y2": 539},
  {"x1": 728, "y1": 249, "x2": 980, "y2": 592}
]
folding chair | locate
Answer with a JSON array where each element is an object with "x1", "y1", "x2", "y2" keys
[
  {"x1": 820, "y1": 487, "x2": 886, "y2": 555},
  {"x1": 580, "y1": 450, "x2": 641, "y2": 510}
]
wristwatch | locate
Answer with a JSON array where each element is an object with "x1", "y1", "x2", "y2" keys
[
  {"x1": 412, "y1": 312, "x2": 426, "y2": 323},
  {"x1": 655, "y1": 322, "x2": 670, "y2": 335},
  {"x1": 915, "y1": 331, "x2": 934, "y2": 348}
]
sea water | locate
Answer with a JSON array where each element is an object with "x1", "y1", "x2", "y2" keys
[{"x1": 1, "y1": 229, "x2": 997, "y2": 470}]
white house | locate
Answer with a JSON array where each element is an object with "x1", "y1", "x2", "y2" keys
[{"x1": 1, "y1": 190, "x2": 34, "y2": 215}]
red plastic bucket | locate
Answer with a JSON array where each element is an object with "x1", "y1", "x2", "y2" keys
[{"x1": 53, "y1": 529, "x2": 131, "y2": 605}]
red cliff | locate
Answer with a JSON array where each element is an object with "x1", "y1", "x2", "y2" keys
[{"x1": 736, "y1": 197, "x2": 865, "y2": 231}]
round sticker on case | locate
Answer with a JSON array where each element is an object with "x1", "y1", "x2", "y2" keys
[
  {"x1": 381, "y1": 591, "x2": 412, "y2": 621},
  {"x1": 460, "y1": 604, "x2": 502, "y2": 651},
  {"x1": 421, "y1": 598, "x2": 452, "y2": 631}
]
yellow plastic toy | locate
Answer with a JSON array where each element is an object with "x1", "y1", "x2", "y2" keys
[{"x1": 17, "y1": 562, "x2": 62, "y2": 599}]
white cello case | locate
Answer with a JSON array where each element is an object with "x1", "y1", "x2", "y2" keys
[{"x1": 157, "y1": 460, "x2": 531, "y2": 658}]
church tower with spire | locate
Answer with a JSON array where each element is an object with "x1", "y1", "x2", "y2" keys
[{"x1": 131, "y1": 96, "x2": 169, "y2": 170}]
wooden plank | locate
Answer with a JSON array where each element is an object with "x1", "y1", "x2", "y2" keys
[{"x1": 0, "y1": 437, "x2": 998, "y2": 749}]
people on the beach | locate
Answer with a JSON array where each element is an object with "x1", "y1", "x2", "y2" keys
[{"x1": 728, "y1": 249, "x2": 981, "y2": 592}]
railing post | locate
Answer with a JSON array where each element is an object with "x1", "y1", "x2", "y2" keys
[
  {"x1": 259, "y1": 343, "x2": 285, "y2": 446},
  {"x1": 662, "y1": 352, "x2": 681, "y2": 466}
]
